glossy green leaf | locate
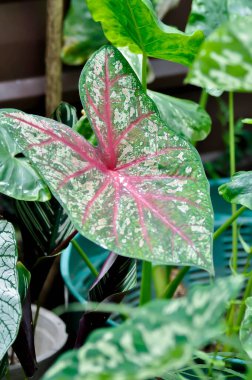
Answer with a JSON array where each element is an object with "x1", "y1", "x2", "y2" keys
[
  {"x1": 0, "y1": 221, "x2": 22, "y2": 361},
  {"x1": 148, "y1": 91, "x2": 211, "y2": 142},
  {"x1": 219, "y1": 171, "x2": 252, "y2": 210},
  {"x1": 0, "y1": 46, "x2": 213, "y2": 271},
  {"x1": 186, "y1": 0, "x2": 252, "y2": 37},
  {"x1": 86, "y1": 0, "x2": 204, "y2": 66},
  {"x1": 186, "y1": 16, "x2": 252, "y2": 93},
  {"x1": 240, "y1": 297, "x2": 252, "y2": 358},
  {"x1": 0, "y1": 118, "x2": 50, "y2": 201},
  {"x1": 43, "y1": 276, "x2": 243, "y2": 380},
  {"x1": 62, "y1": 0, "x2": 107, "y2": 65},
  {"x1": 51, "y1": 101, "x2": 78, "y2": 126},
  {"x1": 16, "y1": 262, "x2": 31, "y2": 304}
]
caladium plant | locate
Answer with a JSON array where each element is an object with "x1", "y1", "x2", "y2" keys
[{"x1": 0, "y1": 46, "x2": 213, "y2": 272}]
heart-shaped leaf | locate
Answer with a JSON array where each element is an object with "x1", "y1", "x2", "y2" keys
[
  {"x1": 219, "y1": 171, "x2": 252, "y2": 210},
  {"x1": 42, "y1": 276, "x2": 243, "y2": 380},
  {"x1": 0, "y1": 46, "x2": 213, "y2": 271},
  {"x1": 186, "y1": 16, "x2": 252, "y2": 93},
  {"x1": 148, "y1": 91, "x2": 211, "y2": 142},
  {"x1": 62, "y1": 0, "x2": 107, "y2": 65},
  {"x1": 0, "y1": 123, "x2": 50, "y2": 201},
  {"x1": 0, "y1": 220, "x2": 22, "y2": 361},
  {"x1": 186, "y1": 0, "x2": 252, "y2": 37},
  {"x1": 86, "y1": 0, "x2": 204, "y2": 66}
]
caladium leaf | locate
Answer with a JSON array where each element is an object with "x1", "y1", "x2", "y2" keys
[
  {"x1": 186, "y1": 0, "x2": 252, "y2": 37},
  {"x1": 62, "y1": 0, "x2": 107, "y2": 65},
  {"x1": 148, "y1": 91, "x2": 211, "y2": 142},
  {"x1": 86, "y1": 0, "x2": 204, "y2": 66},
  {"x1": 0, "y1": 121, "x2": 50, "y2": 201},
  {"x1": 43, "y1": 276, "x2": 243, "y2": 380},
  {"x1": 0, "y1": 220, "x2": 22, "y2": 361},
  {"x1": 0, "y1": 46, "x2": 213, "y2": 271},
  {"x1": 219, "y1": 171, "x2": 252, "y2": 210},
  {"x1": 75, "y1": 252, "x2": 137, "y2": 347},
  {"x1": 15, "y1": 102, "x2": 76, "y2": 260},
  {"x1": 186, "y1": 16, "x2": 252, "y2": 93}
]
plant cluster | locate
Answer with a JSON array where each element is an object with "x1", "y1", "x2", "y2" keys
[{"x1": 1, "y1": 0, "x2": 252, "y2": 379}]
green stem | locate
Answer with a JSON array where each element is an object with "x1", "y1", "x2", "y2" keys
[
  {"x1": 199, "y1": 88, "x2": 208, "y2": 109},
  {"x1": 236, "y1": 272, "x2": 252, "y2": 328},
  {"x1": 213, "y1": 206, "x2": 246, "y2": 240},
  {"x1": 140, "y1": 261, "x2": 152, "y2": 305},
  {"x1": 153, "y1": 265, "x2": 169, "y2": 298},
  {"x1": 71, "y1": 240, "x2": 99, "y2": 277},
  {"x1": 229, "y1": 92, "x2": 238, "y2": 271},
  {"x1": 163, "y1": 207, "x2": 247, "y2": 300},
  {"x1": 142, "y1": 53, "x2": 147, "y2": 93}
]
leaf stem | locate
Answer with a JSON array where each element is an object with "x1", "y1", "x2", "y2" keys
[
  {"x1": 199, "y1": 88, "x2": 208, "y2": 109},
  {"x1": 213, "y1": 206, "x2": 247, "y2": 240},
  {"x1": 236, "y1": 271, "x2": 252, "y2": 328},
  {"x1": 139, "y1": 260, "x2": 152, "y2": 305},
  {"x1": 71, "y1": 240, "x2": 99, "y2": 277},
  {"x1": 141, "y1": 53, "x2": 147, "y2": 93}
]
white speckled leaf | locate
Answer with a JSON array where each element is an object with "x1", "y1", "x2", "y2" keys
[
  {"x1": 0, "y1": 46, "x2": 213, "y2": 272},
  {"x1": 42, "y1": 276, "x2": 243, "y2": 380},
  {"x1": 0, "y1": 220, "x2": 22, "y2": 360},
  {"x1": 186, "y1": 16, "x2": 252, "y2": 93}
]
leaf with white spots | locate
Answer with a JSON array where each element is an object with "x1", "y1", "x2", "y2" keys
[
  {"x1": 42, "y1": 276, "x2": 243, "y2": 380},
  {"x1": 86, "y1": 0, "x2": 204, "y2": 66},
  {"x1": 186, "y1": 16, "x2": 252, "y2": 93},
  {"x1": 0, "y1": 46, "x2": 213, "y2": 271},
  {"x1": 0, "y1": 220, "x2": 22, "y2": 360}
]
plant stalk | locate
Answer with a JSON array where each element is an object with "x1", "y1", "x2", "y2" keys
[
  {"x1": 140, "y1": 261, "x2": 152, "y2": 305},
  {"x1": 71, "y1": 240, "x2": 99, "y2": 278},
  {"x1": 199, "y1": 89, "x2": 208, "y2": 109},
  {"x1": 236, "y1": 272, "x2": 252, "y2": 328},
  {"x1": 45, "y1": 0, "x2": 64, "y2": 116},
  {"x1": 213, "y1": 206, "x2": 246, "y2": 240}
]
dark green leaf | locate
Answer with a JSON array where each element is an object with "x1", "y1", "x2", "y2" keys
[
  {"x1": 86, "y1": 0, "x2": 204, "y2": 66},
  {"x1": 43, "y1": 276, "x2": 243, "y2": 380},
  {"x1": 62, "y1": 0, "x2": 107, "y2": 65},
  {"x1": 16, "y1": 262, "x2": 31, "y2": 304},
  {"x1": 148, "y1": 90, "x2": 211, "y2": 142},
  {"x1": 0, "y1": 354, "x2": 8, "y2": 379},
  {"x1": 218, "y1": 171, "x2": 252, "y2": 210},
  {"x1": 186, "y1": 16, "x2": 252, "y2": 93},
  {"x1": 0, "y1": 116, "x2": 50, "y2": 201},
  {"x1": 0, "y1": 221, "x2": 22, "y2": 360},
  {"x1": 0, "y1": 46, "x2": 214, "y2": 271}
]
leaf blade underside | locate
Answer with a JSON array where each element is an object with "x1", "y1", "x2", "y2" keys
[{"x1": 0, "y1": 46, "x2": 213, "y2": 272}]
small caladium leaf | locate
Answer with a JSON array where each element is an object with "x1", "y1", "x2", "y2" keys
[
  {"x1": 186, "y1": 16, "x2": 252, "y2": 93},
  {"x1": 219, "y1": 171, "x2": 252, "y2": 210},
  {"x1": 0, "y1": 46, "x2": 213, "y2": 272},
  {"x1": 186, "y1": 0, "x2": 252, "y2": 37},
  {"x1": 0, "y1": 117, "x2": 50, "y2": 201},
  {"x1": 148, "y1": 91, "x2": 211, "y2": 142},
  {"x1": 240, "y1": 297, "x2": 252, "y2": 359},
  {"x1": 43, "y1": 276, "x2": 243, "y2": 380},
  {"x1": 62, "y1": 0, "x2": 107, "y2": 65},
  {"x1": 0, "y1": 220, "x2": 22, "y2": 361},
  {"x1": 75, "y1": 253, "x2": 137, "y2": 347},
  {"x1": 86, "y1": 0, "x2": 204, "y2": 66}
]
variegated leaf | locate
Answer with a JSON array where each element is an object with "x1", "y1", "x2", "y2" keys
[
  {"x1": 42, "y1": 276, "x2": 243, "y2": 380},
  {"x1": 0, "y1": 46, "x2": 213, "y2": 271},
  {"x1": 0, "y1": 221, "x2": 22, "y2": 361},
  {"x1": 186, "y1": 16, "x2": 252, "y2": 93}
]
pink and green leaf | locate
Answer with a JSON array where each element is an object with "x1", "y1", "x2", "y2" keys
[{"x1": 0, "y1": 46, "x2": 213, "y2": 272}]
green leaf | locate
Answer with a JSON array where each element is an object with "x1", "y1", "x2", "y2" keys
[
  {"x1": 243, "y1": 118, "x2": 252, "y2": 125},
  {"x1": 86, "y1": 0, "x2": 204, "y2": 66},
  {"x1": 16, "y1": 262, "x2": 31, "y2": 304},
  {"x1": 62, "y1": 0, "x2": 107, "y2": 65},
  {"x1": 240, "y1": 297, "x2": 252, "y2": 358},
  {"x1": 148, "y1": 90, "x2": 211, "y2": 142},
  {"x1": 0, "y1": 221, "x2": 22, "y2": 361},
  {"x1": 0, "y1": 354, "x2": 8, "y2": 379},
  {"x1": 0, "y1": 115, "x2": 50, "y2": 201},
  {"x1": 218, "y1": 171, "x2": 252, "y2": 210},
  {"x1": 186, "y1": 16, "x2": 252, "y2": 93},
  {"x1": 51, "y1": 101, "x2": 78, "y2": 126},
  {"x1": 43, "y1": 276, "x2": 243, "y2": 380},
  {"x1": 0, "y1": 46, "x2": 214, "y2": 271},
  {"x1": 186, "y1": 0, "x2": 252, "y2": 37}
]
